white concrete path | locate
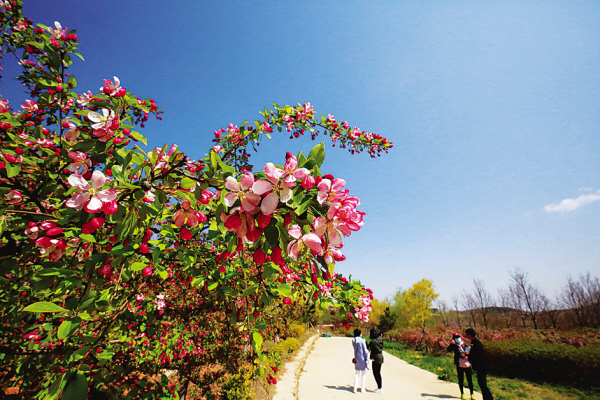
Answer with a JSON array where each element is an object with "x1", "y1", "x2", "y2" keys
[{"x1": 274, "y1": 336, "x2": 483, "y2": 400}]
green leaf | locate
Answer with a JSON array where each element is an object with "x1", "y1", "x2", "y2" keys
[
  {"x1": 131, "y1": 262, "x2": 147, "y2": 271},
  {"x1": 57, "y1": 317, "x2": 81, "y2": 340},
  {"x1": 181, "y1": 177, "x2": 196, "y2": 190},
  {"x1": 23, "y1": 302, "x2": 68, "y2": 313},
  {"x1": 158, "y1": 269, "x2": 169, "y2": 280},
  {"x1": 308, "y1": 143, "x2": 325, "y2": 167},
  {"x1": 264, "y1": 225, "x2": 280, "y2": 246},
  {"x1": 61, "y1": 372, "x2": 88, "y2": 400},
  {"x1": 208, "y1": 282, "x2": 218, "y2": 291},
  {"x1": 5, "y1": 163, "x2": 21, "y2": 178},
  {"x1": 276, "y1": 283, "x2": 292, "y2": 298},
  {"x1": 252, "y1": 331, "x2": 263, "y2": 354},
  {"x1": 79, "y1": 233, "x2": 96, "y2": 243},
  {"x1": 111, "y1": 165, "x2": 124, "y2": 181}
]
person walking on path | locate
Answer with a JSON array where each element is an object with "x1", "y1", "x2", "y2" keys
[
  {"x1": 447, "y1": 332, "x2": 475, "y2": 399},
  {"x1": 368, "y1": 328, "x2": 385, "y2": 394},
  {"x1": 465, "y1": 328, "x2": 494, "y2": 400},
  {"x1": 352, "y1": 328, "x2": 369, "y2": 393}
]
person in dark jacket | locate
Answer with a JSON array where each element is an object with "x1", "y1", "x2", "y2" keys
[
  {"x1": 368, "y1": 328, "x2": 384, "y2": 394},
  {"x1": 465, "y1": 328, "x2": 494, "y2": 400},
  {"x1": 447, "y1": 332, "x2": 474, "y2": 399}
]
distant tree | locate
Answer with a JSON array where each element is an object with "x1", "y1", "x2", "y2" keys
[
  {"x1": 540, "y1": 295, "x2": 561, "y2": 329},
  {"x1": 452, "y1": 295, "x2": 463, "y2": 329},
  {"x1": 390, "y1": 287, "x2": 409, "y2": 330},
  {"x1": 378, "y1": 307, "x2": 397, "y2": 334},
  {"x1": 436, "y1": 300, "x2": 451, "y2": 327},
  {"x1": 561, "y1": 272, "x2": 600, "y2": 327},
  {"x1": 462, "y1": 291, "x2": 478, "y2": 328},
  {"x1": 497, "y1": 288, "x2": 513, "y2": 328},
  {"x1": 404, "y1": 279, "x2": 439, "y2": 334},
  {"x1": 471, "y1": 279, "x2": 494, "y2": 330},
  {"x1": 509, "y1": 268, "x2": 545, "y2": 329},
  {"x1": 369, "y1": 298, "x2": 390, "y2": 327}
]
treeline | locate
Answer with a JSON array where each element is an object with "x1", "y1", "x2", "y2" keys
[{"x1": 370, "y1": 269, "x2": 600, "y2": 332}]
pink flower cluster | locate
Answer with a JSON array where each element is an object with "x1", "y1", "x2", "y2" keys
[{"x1": 354, "y1": 294, "x2": 372, "y2": 323}]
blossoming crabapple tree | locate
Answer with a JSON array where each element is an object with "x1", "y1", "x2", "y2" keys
[{"x1": 0, "y1": 1, "x2": 392, "y2": 398}]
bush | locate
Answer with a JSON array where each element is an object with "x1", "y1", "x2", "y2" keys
[
  {"x1": 222, "y1": 369, "x2": 254, "y2": 400},
  {"x1": 485, "y1": 340, "x2": 600, "y2": 388},
  {"x1": 288, "y1": 322, "x2": 306, "y2": 338}
]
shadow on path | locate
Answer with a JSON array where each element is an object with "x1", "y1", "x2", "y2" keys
[
  {"x1": 420, "y1": 394, "x2": 459, "y2": 399},
  {"x1": 324, "y1": 384, "x2": 356, "y2": 393}
]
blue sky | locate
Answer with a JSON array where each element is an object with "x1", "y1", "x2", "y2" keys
[{"x1": 6, "y1": 1, "x2": 600, "y2": 306}]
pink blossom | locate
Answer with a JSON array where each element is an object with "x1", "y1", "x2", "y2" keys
[
  {"x1": 5, "y1": 190, "x2": 22, "y2": 205},
  {"x1": 322, "y1": 244, "x2": 346, "y2": 265},
  {"x1": 65, "y1": 171, "x2": 117, "y2": 213},
  {"x1": 282, "y1": 155, "x2": 310, "y2": 188},
  {"x1": 0, "y1": 99, "x2": 9, "y2": 113},
  {"x1": 212, "y1": 145, "x2": 223, "y2": 153},
  {"x1": 220, "y1": 207, "x2": 260, "y2": 242},
  {"x1": 317, "y1": 177, "x2": 349, "y2": 205},
  {"x1": 76, "y1": 91, "x2": 94, "y2": 106},
  {"x1": 143, "y1": 191, "x2": 155, "y2": 203},
  {"x1": 21, "y1": 99, "x2": 38, "y2": 112},
  {"x1": 153, "y1": 144, "x2": 177, "y2": 170},
  {"x1": 286, "y1": 224, "x2": 322, "y2": 261},
  {"x1": 36, "y1": 138, "x2": 55, "y2": 148},
  {"x1": 224, "y1": 174, "x2": 261, "y2": 212},
  {"x1": 173, "y1": 200, "x2": 199, "y2": 228},
  {"x1": 67, "y1": 151, "x2": 91, "y2": 174},
  {"x1": 87, "y1": 108, "x2": 116, "y2": 130},
  {"x1": 47, "y1": 21, "x2": 67, "y2": 38},
  {"x1": 35, "y1": 236, "x2": 67, "y2": 260},
  {"x1": 100, "y1": 76, "x2": 123, "y2": 97},
  {"x1": 155, "y1": 293, "x2": 167, "y2": 310}
]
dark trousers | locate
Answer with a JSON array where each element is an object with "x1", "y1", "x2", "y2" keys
[
  {"x1": 372, "y1": 361, "x2": 382, "y2": 389},
  {"x1": 475, "y1": 369, "x2": 494, "y2": 400},
  {"x1": 456, "y1": 366, "x2": 474, "y2": 394}
]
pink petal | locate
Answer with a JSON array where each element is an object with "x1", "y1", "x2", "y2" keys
[
  {"x1": 287, "y1": 241, "x2": 299, "y2": 261},
  {"x1": 317, "y1": 191, "x2": 328, "y2": 205},
  {"x1": 284, "y1": 156, "x2": 298, "y2": 171},
  {"x1": 174, "y1": 211, "x2": 186, "y2": 228},
  {"x1": 302, "y1": 233, "x2": 322, "y2": 253},
  {"x1": 252, "y1": 179, "x2": 272, "y2": 196},
  {"x1": 85, "y1": 196, "x2": 103, "y2": 213},
  {"x1": 332, "y1": 178, "x2": 346, "y2": 191},
  {"x1": 68, "y1": 174, "x2": 90, "y2": 190},
  {"x1": 288, "y1": 225, "x2": 302, "y2": 240},
  {"x1": 292, "y1": 168, "x2": 310, "y2": 180},
  {"x1": 87, "y1": 111, "x2": 101, "y2": 123},
  {"x1": 97, "y1": 189, "x2": 116, "y2": 202},
  {"x1": 261, "y1": 193, "x2": 279, "y2": 215},
  {"x1": 90, "y1": 170, "x2": 106, "y2": 189},
  {"x1": 241, "y1": 193, "x2": 260, "y2": 212},
  {"x1": 329, "y1": 230, "x2": 343, "y2": 246},
  {"x1": 240, "y1": 173, "x2": 255, "y2": 191},
  {"x1": 224, "y1": 176, "x2": 240, "y2": 192},
  {"x1": 280, "y1": 187, "x2": 292, "y2": 203},
  {"x1": 65, "y1": 192, "x2": 89, "y2": 209},
  {"x1": 317, "y1": 179, "x2": 331, "y2": 192},
  {"x1": 224, "y1": 193, "x2": 238, "y2": 207},
  {"x1": 313, "y1": 217, "x2": 327, "y2": 236},
  {"x1": 264, "y1": 163, "x2": 284, "y2": 182}
]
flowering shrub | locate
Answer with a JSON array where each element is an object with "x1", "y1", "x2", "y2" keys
[{"x1": 0, "y1": 1, "x2": 392, "y2": 398}]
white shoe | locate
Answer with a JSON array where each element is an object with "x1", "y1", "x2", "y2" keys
[
  {"x1": 375, "y1": 388, "x2": 384, "y2": 394},
  {"x1": 353, "y1": 388, "x2": 357, "y2": 394}
]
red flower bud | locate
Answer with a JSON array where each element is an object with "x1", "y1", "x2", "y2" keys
[
  {"x1": 257, "y1": 213, "x2": 271, "y2": 229},
  {"x1": 46, "y1": 228, "x2": 63, "y2": 236},
  {"x1": 180, "y1": 227, "x2": 192, "y2": 240},
  {"x1": 142, "y1": 266, "x2": 153, "y2": 277},
  {"x1": 301, "y1": 175, "x2": 315, "y2": 190},
  {"x1": 253, "y1": 248, "x2": 266, "y2": 265},
  {"x1": 56, "y1": 85, "x2": 64, "y2": 92},
  {"x1": 102, "y1": 200, "x2": 118, "y2": 215},
  {"x1": 140, "y1": 244, "x2": 150, "y2": 254}
]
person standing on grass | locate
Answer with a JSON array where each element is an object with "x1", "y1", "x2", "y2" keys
[
  {"x1": 352, "y1": 328, "x2": 369, "y2": 393},
  {"x1": 465, "y1": 328, "x2": 494, "y2": 400},
  {"x1": 447, "y1": 332, "x2": 475, "y2": 399},
  {"x1": 368, "y1": 328, "x2": 384, "y2": 394}
]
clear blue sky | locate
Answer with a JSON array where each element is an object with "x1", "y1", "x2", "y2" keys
[{"x1": 6, "y1": 1, "x2": 600, "y2": 307}]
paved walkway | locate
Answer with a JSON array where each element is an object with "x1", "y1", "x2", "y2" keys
[{"x1": 274, "y1": 336, "x2": 483, "y2": 400}]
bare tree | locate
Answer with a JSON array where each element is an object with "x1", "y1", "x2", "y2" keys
[
  {"x1": 563, "y1": 272, "x2": 600, "y2": 327},
  {"x1": 436, "y1": 300, "x2": 451, "y2": 327},
  {"x1": 452, "y1": 295, "x2": 462, "y2": 329},
  {"x1": 471, "y1": 279, "x2": 495, "y2": 330},
  {"x1": 540, "y1": 295, "x2": 561, "y2": 329},
  {"x1": 509, "y1": 268, "x2": 545, "y2": 329},
  {"x1": 497, "y1": 288, "x2": 513, "y2": 328},
  {"x1": 462, "y1": 291, "x2": 478, "y2": 328},
  {"x1": 561, "y1": 274, "x2": 588, "y2": 327}
]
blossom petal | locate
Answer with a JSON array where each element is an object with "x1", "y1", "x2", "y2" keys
[
  {"x1": 302, "y1": 233, "x2": 322, "y2": 253},
  {"x1": 252, "y1": 179, "x2": 273, "y2": 196},
  {"x1": 292, "y1": 168, "x2": 310, "y2": 180},
  {"x1": 97, "y1": 189, "x2": 117, "y2": 202},
  {"x1": 224, "y1": 176, "x2": 240, "y2": 191},
  {"x1": 288, "y1": 225, "x2": 302, "y2": 240},
  {"x1": 241, "y1": 193, "x2": 260, "y2": 212},
  {"x1": 85, "y1": 196, "x2": 103, "y2": 212},
  {"x1": 264, "y1": 163, "x2": 284, "y2": 183},
  {"x1": 240, "y1": 173, "x2": 255, "y2": 191},
  {"x1": 280, "y1": 187, "x2": 292, "y2": 203},
  {"x1": 224, "y1": 193, "x2": 238, "y2": 207},
  {"x1": 65, "y1": 192, "x2": 89, "y2": 209},
  {"x1": 261, "y1": 192, "x2": 279, "y2": 215},
  {"x1": 68, "y1": 174, "x2": 90, "y2": 190},
  {"x1": 90, "y1": 170, "x2": 106, "y2": 189}
]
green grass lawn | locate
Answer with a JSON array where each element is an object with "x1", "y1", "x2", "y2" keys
[{"x1": 382, "y1": 341, "x2": 599, "y2": 400}]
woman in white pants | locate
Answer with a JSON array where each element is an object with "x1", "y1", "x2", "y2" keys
[{"x1": 352, "y1": 328, "x2": 369, "y2": 393}]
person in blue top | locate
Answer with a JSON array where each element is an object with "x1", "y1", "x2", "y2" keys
[{"x1": 352, "y1": 328, "x2": 369, "y2": 393}]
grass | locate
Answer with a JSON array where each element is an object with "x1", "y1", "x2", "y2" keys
[{"x1": 383, "y1": 341, "x2": 600, "y2": 400}]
